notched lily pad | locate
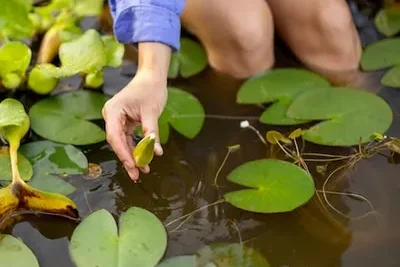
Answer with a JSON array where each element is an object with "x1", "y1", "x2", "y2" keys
[
  {"x1": 374, "y1": 7, "x2": 400, "y2": 37},
  {"x1": 361, "y1": 38, "x2": 400, "y2": 71},
  {"x1": 70, "y1": 207, "x2": 167, "y2": 267},
  {"x1": 29, "y1": 90, "x2": 110, "y2": 145},
  {"x1": 0, "y1": 234, "x2": 39, "y2": 267},
  {"x1": 381, "y1": 65, "x2": 400, "y2": 88}
]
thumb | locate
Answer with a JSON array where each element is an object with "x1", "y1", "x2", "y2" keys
[{"x1": 140, "y1": 108, "x2": 163, "y2": 156}]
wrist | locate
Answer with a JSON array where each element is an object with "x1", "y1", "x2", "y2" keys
[{"x1": 137, "y1": 42, "x2": 171, "y2": 79}]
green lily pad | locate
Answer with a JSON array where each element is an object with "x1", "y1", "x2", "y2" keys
[
  {"x1": 0, "y1": 0, "x2": 34, "y2": 39},
  {"x1": 168, "y1": 38, "x2": 208, "y2": 78},
  {"x1": 0, "y1": 234, "x2": 39, "y2": 267},
  {"x1": 40, "y1": 29, "x2": 106, "y2": 78},
  {"x1": 70, "y1": 207, "x2": 167, "y2": 267},
  {"x1": 287, "y1": 87, "x2": 393, "y2": 146},
  {"x1": 157, "y1": 255, "x2": 197, "y2": 267},
  {"x1": 374, "y1": 7, "x2": 400, "y2": 37},
  {"x1": 381, "y1": 65, "x2": 400, "y2": 88},
  {"x1": 361, "y1": 38, "x2": 400, "y2": 71},
  {"x1": 196, "y1": 243, "x2": 270, "y2": 267},
  {"x1": 224, "y1": 159, "x2": 315, "y2": 213},
  {"x1": 0, "y1": 41, "x2": 32, "y2": 78},
  {"x1": 0, "y1": 147, "x2": 32, "y2": 181},
  {"x1": 29, "y1": 90, "x2": 109, "y2": 145},
  {"x1": 19, "y1": 140, "x2": 88, "y2": 195},
  {"x1": 237, "y1": 68, "x2": 330, "y2": 125},
  {"x1": 159, "y1": 87, "x2": 205, "y2": 143},
  {"x1": 102, "y1": 35, "x2": 125, "y2": 68}
]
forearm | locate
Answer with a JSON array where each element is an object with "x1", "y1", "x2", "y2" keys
[{"x1": 137, "y1": 42, "x2": 171, "y2": 84}]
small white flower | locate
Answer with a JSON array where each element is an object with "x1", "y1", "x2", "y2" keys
[{"x1": 240, "y1": 120, "x2": 250, "y2": 128}]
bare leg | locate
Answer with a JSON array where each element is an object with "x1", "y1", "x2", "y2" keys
[{"x1": 181, "y1": 0, "x2": 275, "y2": 79}]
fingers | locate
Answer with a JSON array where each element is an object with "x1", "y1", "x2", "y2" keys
[
  {"x1": 140, "y1": 106, "x2": 164, "y2": 156},
  {"x1": 103, "y1": 108, "x2": 140, "y2": 181}
]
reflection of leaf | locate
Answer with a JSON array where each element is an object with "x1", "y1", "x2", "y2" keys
[
  {"x1": 0, "y1": 0, "x2": 34, "y2": 39},
  {"x1": 287, "y1": 87, "x2": 393, "y2": 146},
  {"x1": 0, "y1": 234, "x2": 39, "y2": 267},
  {"x1": 29, "y1": 90, "x2": 109, "y2": 145},
  {"x1": 74, "y1": 0, "x2": 104, "y2": 17},
  {"x1": 19, "y1": 141, "x2": 88, "y2": 195},
  {"x1": 196, "y1": 243, "x2": 270, "y2": 267},
  {"x1": 0, "y1": 147, "x2": 32, "y2": 181},
  {"x1": 70, "y1": 207, "x2": 167, "y2": 267},
  {"x1": 40, "y1": 29, "x2": 106, "y2": 78},
  {"x1": 0, "y1": 42, "x2": 31, "y2": 78},
  {"x1": 102, "y1": 35, "x2": 124, "y2": 68},
  {"x1": 381, "y1": 65, "x2": 400, "y2": 88},
  {"x1": 159, "y1": 87, "x2": 205, "y2": 143},
  {"x1": 374, "y1": 7, "x2": 400, "y2": 37},
  {"x1": 168, "y1": 38, "x2": 208, "y2": 78},
  {"x1": 361, "y1": 38, "x2": 400, "y2": 71},
  {"x1": 237, "y1": 69, "x2": 330, "y2": 125},
  {"x1": 157, "y1": 255, "x2": 196, "y2": 267},
  {"x1": 224, "y1": 159, "x2": 315, "y2": 213}
]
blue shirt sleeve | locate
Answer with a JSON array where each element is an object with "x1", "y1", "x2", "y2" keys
[{"x1": 107, "y1": 0, "x2": 185, "y2": 52}]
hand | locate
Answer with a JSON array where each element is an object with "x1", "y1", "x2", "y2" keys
[{"x1": 102, "y1": 70, "x2": 167, "y2": 181}]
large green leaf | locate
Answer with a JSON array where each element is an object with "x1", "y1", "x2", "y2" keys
[
  {"x1": 70, "y1": 207, "x2": 167, "y2": 267},
  {"x1": 40, "y1": 29, "x2": 106, "y2": 77},
  {"x1": 196, "y1": 243, "x2": 270, "y2": 267},
  {"x1": 102, "y1": 35, "x2": 125, "y2": 68},
  {"x1": 361, "y1": 38, "x2": 400, "y2": 71},
  {"x1": 0, "y1": 234, "x2": 39, "y2": 267},
  {"x1": 374, "y1": 7, "x2": 400, "y2": 37},
  {"x1": 287, "y1": 87, "x2": 393, "y2": 146},
  {"x1": 0, "y1": 42, "x2": 32, "y2": 77},
  {"x1": 237, "y1": 68, "x2": 330, "y2": 125},
  {"x1": 74, "y1": 0, "x2": 104, "y2": 17},
  {"x1": 29, "y1": 90, "x2": 109, "y2": 145},
  {"x1": 168, "y1": 38, "x2": 208, "y2": 78},
  {"x1": 159, "y1": 87, "x2": 205, "y2": 143},
  {"x1": 18, "y1": 140, "x2": 88, "y2": 195},
  {"x1": 382, "y1": 65, "x2": 400, "y2": 88},
  {"x1": 0, "y1": 147, "x2": 32, "y2": 181},
  {"x1": 157, "y1": 255, "x2": 197, "y2": 267},
  {"x1": 224, "y1": 159, "x2": 315, "y2": 213},
  {"x1": 0, "y1": 0, "x2": 34, "y2": 39}
]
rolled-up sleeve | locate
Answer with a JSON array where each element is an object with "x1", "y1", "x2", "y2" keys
[{"x1": 108, "y1": 0, "x2": 185, "y2": 52}]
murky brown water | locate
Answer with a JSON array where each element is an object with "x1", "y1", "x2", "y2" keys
[{"x1": 3, "y1": 0, "x2": 400, "y2": 266}]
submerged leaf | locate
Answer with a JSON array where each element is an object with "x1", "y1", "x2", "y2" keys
[
  {"x1": 0, "y1": 147, "x2": 32, "y2": 181},
  {"x1": 70, "y1": 207, "x2": 167, "y2": 267},
  {"x1": 224, "y1": 159, "x2": 315, "y2": 213},
  {"x1": 29, "y1": 90, "x2": 109, "y2": 145},
  {"x1": 381, "y1": 65, "x2": 400, "y2": 88},
  {"x1": 237, "y1": 68, "x2": 330, "y2": 125},
  {"x1": 361, "y1": 38, "x2": 400, "y2": 71},
  {"x1": 287, "y1": 87, "x2": 393, "y2": 146},
  {"x1": 374, "y1": 7, "x2": 400, "y2": 37},
  {"x1": 168, "y1": 38, "x2": 208, "y2": 78},
  {"x1": 158, "y1": 87, "x2": 205, "y2": 143},
  {"x1": 0, "y1": 234, "x2": 39, "y2": 267},
  {"x1": 157, "y1": 255, "x2": 197, "y2": 267}
]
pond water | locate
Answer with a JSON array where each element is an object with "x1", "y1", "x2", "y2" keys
[{"x1": 3, "y1": 0, "x2": 400, "y2": 266}]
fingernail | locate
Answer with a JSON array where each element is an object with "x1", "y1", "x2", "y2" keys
[{"x1": 154, "y1": 142, "x2": 163, "y2": 156}]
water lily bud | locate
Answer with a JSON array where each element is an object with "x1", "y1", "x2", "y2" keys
[
  {"x1": 133, "y1": 133, "x2": 156, "y2": 168},
  {"x1": 2, "y1": 73, "x2": 21, "y2": 90},
  {"x1": 85, "y1": 71, "x2": 104, "y2": 89},
  {"x1": 28, "y1": 65, "x2": 59, "y2": 95}
]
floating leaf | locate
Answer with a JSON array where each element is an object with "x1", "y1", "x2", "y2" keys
[
  {"x1": 168, "y1": 38, "x2": 208, "y2": 78},
  {"x1": 0, "y1": 234, "x2": 39, "y2": 267},
  {"x1": 361, "y1": 38, "x2": 400, "y2": 71},
  {"x1": 29, "y1": 90, "x2": 109, "y2": 145},
  {"x1": 374, "y1": 7, "x2": 400, "y2": 37},
  {"x1": 0, "y1": 42, "x2": 32, "y2": 81},
  {"x1": 196, "y1": 243, "x2": 270, "y2": 267},
  {"x1": 237, "y1": 68, "x2": 330, "y2": 125},
  {"x1": 70, "y1": 207, "x2": 167, "y2": 267},
  {"x1": 0, "y1": 0, "x2": 34, "y2": 39},
  {"x1": 19, "y1": 140, "x2": 88, "y2": 195},
  {"x1": 159, "y1": 87, "x2": 205, "y2": 143},
  {"x1": 74, "y1": 0, "x2": 104, "y2": 17},
  {"x1": 381, "y1": 65, "x2": 400, "y2": 88},
  {"x1": 102, "y1": 35, "x2": 124, "y2": 68},
  {"x1": 287, "y1": 87, "x2": 393, "y2": 146},
  {"x1": 224, "y1": 159, "x2": 315, "y2": 213},
  {"x1": 40, "y1": 29, "x2": 106, "y2": 78},
  {"x1": 157, "y1": 255, "x2": 197, "y2": 267},
  {"x1": 0, "y1": 147, "x2": 32, "y2": 181}
]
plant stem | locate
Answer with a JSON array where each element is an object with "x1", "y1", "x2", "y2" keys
[{"x1": 9, "y1": 139, "x2": 24, "y2": 185}]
